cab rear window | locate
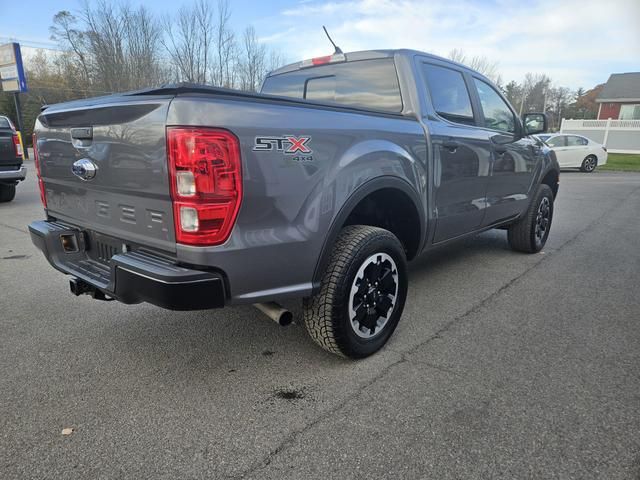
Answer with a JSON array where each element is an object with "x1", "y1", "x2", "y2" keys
[
  {"x1": 0, "y1": 117, "x2": 12, "y2": 129},
  {"x1": 261, "y1": 58, "x2": 403, "y2": 113}
]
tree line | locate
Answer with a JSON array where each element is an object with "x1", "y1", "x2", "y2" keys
[
  {"x1": 447, "y1": 49, "x2": 603, "y2": 132},
  {"x1": 0, "y1": 0, "x2": 602, "y2": 145},
  {"x1": 0, "y1": 0, "x2": 285, "y2": 143}
]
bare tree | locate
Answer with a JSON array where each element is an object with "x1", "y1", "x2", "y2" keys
[
  {"x1": 447, "y1": 48, "x2": 501, "y2": 84},
  {"x1": 162, "y1": 0, "x2": 214, "y2": 83},
  {"x1": 123, "y1": 6, "x2": 165, "y2": 88},
  {"x1": 519, "y1": 73, "x2": 551, "y2": 115},
  {"x1": 211, "y1": 0, "x2": 236, "y2": 88},
  {"x1": 50, "y1": 10, "x2": 91, "y2": 86},
  {"x1": 52, "y1": 1, "x2": 166, "y2": 92},
  {"x1": 238, "y1": 26, "x2": 267, "y2": 92}
]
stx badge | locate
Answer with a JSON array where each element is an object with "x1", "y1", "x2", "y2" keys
[{"x1": 253, "y1": 135, "x2": 313, "y2": 161}]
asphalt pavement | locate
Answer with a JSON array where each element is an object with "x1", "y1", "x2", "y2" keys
[{"x1": 1, "y1": 166, "x2": 639, "y2": 479}]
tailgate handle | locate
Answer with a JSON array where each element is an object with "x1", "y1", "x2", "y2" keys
[{"x1": 70, "y1": 127, "x2": 93, "y2": 140}]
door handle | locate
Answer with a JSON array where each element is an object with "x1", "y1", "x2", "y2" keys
[
  {"x1": 70, "y1": 127, "x2": 93, "y2": 140},
  {"x1": 442, "y1": 140, "x2": 459, "y2": 152}
]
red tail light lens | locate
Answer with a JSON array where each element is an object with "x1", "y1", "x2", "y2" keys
[
  {"x1": 167, "y1": 127, "x2": 242, "y2": 246},
  {"x1": 32, "y1": 134, "x2": 47, "y2": 208},
  {"x1": 12, "y1": 134, "x2": 23, "y2": 158},
  {"x1": 312, "y1": 55, "x2": 332, "y2": 65}
]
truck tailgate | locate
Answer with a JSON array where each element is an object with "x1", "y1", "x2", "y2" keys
[
  {"x1": 0, "y1": 130, "x2": 18, "y2": 166},
  {"x1": 35, "y1": 97, "x2": 176, "y2": 253}
]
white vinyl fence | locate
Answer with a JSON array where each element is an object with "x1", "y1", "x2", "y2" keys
[{"x1": 560, "y1": 119, "x2": 640, "y2": 154}]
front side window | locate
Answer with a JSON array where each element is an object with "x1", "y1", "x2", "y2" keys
[
  {"x1": 546, "y1": 136, "x2": 566, "y2": 147},
  {"x1": 473, "y1": 78, "x2": 516, "y2": 133},
  {"x1": 567, "y1": 135, "x2": 588, "y2": 146},
  {"x1": 422, "y1": 63, "x2": 474, "y2": 123}
]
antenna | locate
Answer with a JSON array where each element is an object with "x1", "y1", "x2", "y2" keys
[{"x1": 322, "y1": 26, "x2": 343, "y2": 55}]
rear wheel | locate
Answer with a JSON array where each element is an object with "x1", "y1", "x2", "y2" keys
[
  {"x1": 507, "y1": 184, "x2": 554, "y2": 253},
  {"x1": 581, "y1": 155, "x2": 597, "y2": 172},
  {"x1": 303, "y1": 225, "x2": 408, "y2": 358},
  {"x1": 0, "y1": 184, "x2": 16, "y2": 203}
]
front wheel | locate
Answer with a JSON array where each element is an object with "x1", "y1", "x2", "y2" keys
[
  {"x1": 581, "y1": 155, "x2": 597, "y2": 172},
  {"x1": 507, "y1": 184, "x2": 554, "y2": 253},
  {"x1": 303, "y1": 225, "x2": 408, "y2": 358}
]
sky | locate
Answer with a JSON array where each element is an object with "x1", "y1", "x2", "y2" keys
[{"x1": 1, "y1": 0, "x2": 638, "y2": 89}]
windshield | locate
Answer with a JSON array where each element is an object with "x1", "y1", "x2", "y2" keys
[{"x1": 261, "y1": 58, "x2": 403, "y2": 113}]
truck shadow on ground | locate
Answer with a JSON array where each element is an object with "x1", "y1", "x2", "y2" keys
[{"x1": 101, "y1": 228, "x2": 515, "y2": 378}]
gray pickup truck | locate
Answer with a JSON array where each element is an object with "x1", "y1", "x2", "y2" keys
[
  {"x1": 29, "y1": 49, "x2": 559, "y2": 358},
  {"x1": 0, "y1": 115, "x2": 27, "y2": 202}
]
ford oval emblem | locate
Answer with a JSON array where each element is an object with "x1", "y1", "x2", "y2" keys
[{"x1": 71, "y1": 158, "x2": 98, "y2": 181}]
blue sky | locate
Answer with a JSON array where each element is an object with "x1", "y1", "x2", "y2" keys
[{"x1": 1, "y1": 0, "x2": 638, "y2": 89}]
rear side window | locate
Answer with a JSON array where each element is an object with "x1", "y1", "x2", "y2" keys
[
  {"x1": 567, "y1": 135, "x2": 588, "y2": 146},
  {"x1": 261, "y1": 58, "x2": 403, "y2": 113},
  {"x1": 473, "y1": 78, "x2": 516, "y2": 133},
  {"x1": 0, "y1": 117, "x2": 12, "y2": 129},
  {"x1": 422, "y1": 63, "x2": 474, "y2": 123},
  {"x1": 546, "y1": 136, "x2": 565, "y2": 147}
]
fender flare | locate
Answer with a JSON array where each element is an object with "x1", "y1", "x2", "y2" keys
[{"x1": 311, "y1": 176, "x2": 425, "y2": 291}]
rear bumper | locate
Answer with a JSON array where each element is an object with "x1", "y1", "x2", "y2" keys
[
  {"x1": 0, "y1": 165, "x2": 26, "y2": 182},
  {"x1": 29, "y1": 220, "x2": 226, "y2": 310}
]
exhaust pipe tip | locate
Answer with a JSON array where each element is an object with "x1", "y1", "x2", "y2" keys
[
  {"x1": 278, "y1": 310, "x2": 293, "y2": 327},
  {"x1": 254, "y1": 302, "x2": 293, "y2": 326}
]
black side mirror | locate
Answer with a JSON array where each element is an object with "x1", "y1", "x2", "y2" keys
[{"x1": 522, "y1": 113, "x2": 548, "y2": 135}]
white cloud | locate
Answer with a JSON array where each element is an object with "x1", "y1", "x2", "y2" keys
[{"x1": 265, "y1": 0, "x2": 640, "y2": 88}]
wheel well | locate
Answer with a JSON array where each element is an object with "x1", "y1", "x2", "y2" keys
[
  {"x1": 342, "y1": 188, "x2": 421, "y2": 260},
  {"x1": 541, "y1": 170, "x2": 559, "y2": 198}
]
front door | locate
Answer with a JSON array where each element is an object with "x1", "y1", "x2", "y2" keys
[
  {"x1": 420, "y1": 61, "x2": 491, "y2": 243},
  {"x1": 546, "y1": 135, "x2": 572, "y2": 167},
  {"x1": 470, "y1": 77, "x2": 538, "y2": 226}
]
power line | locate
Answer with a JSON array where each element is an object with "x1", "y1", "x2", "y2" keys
[{"x1": 0, "y1": 37, "x2": 64, "y2": 52}]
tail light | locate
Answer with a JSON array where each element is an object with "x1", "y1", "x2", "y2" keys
[
  {"x1": 12, "y1": 134, "x2": 23, "y2": 159},
  {"x1": 32, "y1": 134, "x2": 47, "y2": 208},
  {"x1": 167, "y1": 127, "x2": 242, "y2": 246}
]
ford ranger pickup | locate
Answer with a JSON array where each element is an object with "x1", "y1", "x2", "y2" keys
[{"x1": 29, "y1": 49, "x2": 559, "y2": 358}]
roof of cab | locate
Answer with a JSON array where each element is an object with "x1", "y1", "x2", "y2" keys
[{"x1": 266, "y1": 48, "x2": 478, "y2": 78}]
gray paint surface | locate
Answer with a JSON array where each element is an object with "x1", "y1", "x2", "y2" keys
[{"x1": 32, "y1": 49, "x2": 558, "y2": 304}]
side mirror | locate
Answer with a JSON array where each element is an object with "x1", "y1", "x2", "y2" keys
[{"x1": 522, "y1": 113, "x2": 548, "y2": 135}]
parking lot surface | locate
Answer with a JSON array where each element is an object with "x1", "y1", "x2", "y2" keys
[{"x1": 1, "y1": 167, "x2": 639, "y2": 479}]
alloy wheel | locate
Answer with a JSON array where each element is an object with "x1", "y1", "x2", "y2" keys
[{"x1": 348, "y1": 252, "x2": 399, "y2": 339}]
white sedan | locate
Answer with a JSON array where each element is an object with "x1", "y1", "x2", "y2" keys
[{"x1": 536, "y1": 134, "x2": 608, "y2": 172}]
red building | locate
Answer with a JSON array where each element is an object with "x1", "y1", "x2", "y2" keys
[{"x1": 596, "y1": 72, "x2": 640, "y2": 120}]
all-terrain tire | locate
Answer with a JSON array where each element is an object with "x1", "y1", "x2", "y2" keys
[
  {"x1": 303, "y1": 225, "x2": 408, "y2": 358},
  {"x1": 0, "y1": 184, "x2": 16, "y2": 203},
  {"x1": 507, "y1": 184, "x2": 554, "y2": 253}
]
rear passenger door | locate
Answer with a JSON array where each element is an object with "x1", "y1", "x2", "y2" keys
[
  {"x1": 419, "y1": 61, "x2": 492, "y2": 243},
  {"x1": 565, "y1": 135, "x2": 589, "y2": 166},
  {"x1": 470, "y1": 77, "x2": 539, "y2": 226}
]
